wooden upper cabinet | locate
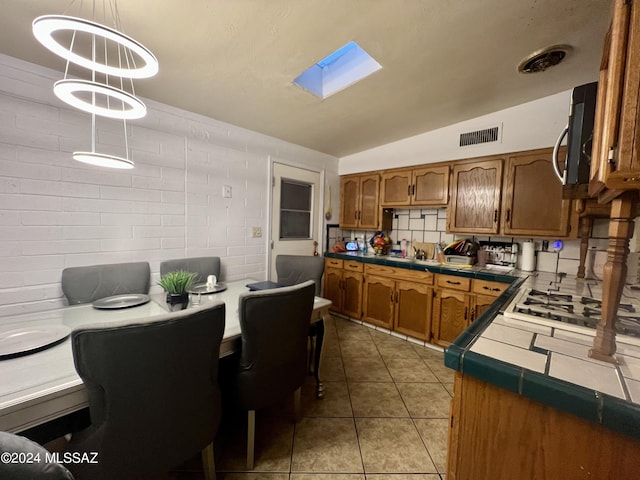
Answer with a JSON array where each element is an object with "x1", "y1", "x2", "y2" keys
[
  {"x1": 381, "y1": 165, "x2": 450, "y2": 207},
  {"x1": 448, "y1": 158, "x2": 503, "y2": 234},
  {"x1": 380, "y1": 169, "x2": 412, "y2": 206},
  {"x1": 340, "y1": 175, "x2": 360, "y2": 229},
  {"x1": 413, "y1": 166, "x2": 450, "y2": 205},
  {"x1": 359, "y1": 174, "x2": 381, "y2": 229},
  {"x1": 590, "y1": 0, "x2": 640, "y2": 199},
  {"x1": 502, "y1": 148, "x2": 572, "y2": 237},
  {"x1": 340, "y1": 173, "x2": 382, "y2": 229}
]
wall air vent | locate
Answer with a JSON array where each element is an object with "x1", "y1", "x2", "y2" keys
[{"x1": 459, "y1": 125, "x2": 501, "y2": 147}]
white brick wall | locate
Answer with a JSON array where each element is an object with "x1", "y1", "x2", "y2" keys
[{"x1": 0, "y1": 54, "x2": 338, "y2": 315}]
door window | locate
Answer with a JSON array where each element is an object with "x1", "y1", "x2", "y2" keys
[{"x1": 279, "y1": 179, "x2": 312, "y2": 239}]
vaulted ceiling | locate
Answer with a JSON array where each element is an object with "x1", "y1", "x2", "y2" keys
[{"x1": 0, "y1": 0, "x2": 612, "y2": 157}]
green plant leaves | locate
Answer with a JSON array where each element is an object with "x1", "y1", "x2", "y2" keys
[{"x1": 157, "y1": 270, "x2": 198, "y2": 294}]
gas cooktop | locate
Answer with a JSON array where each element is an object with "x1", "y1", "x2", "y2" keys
[{"x1": 503, "y1": 288, "x2": 640, "y2": 341}]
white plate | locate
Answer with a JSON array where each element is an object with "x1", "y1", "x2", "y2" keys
[
  {"x1": 0, "y1": 325, "x2": 71, "y2": 359},
  {"x1": 187, "y1": 282, "x2": 227, "y2": 294},
  {"x1": 92, "y1": 293, "x2": 150, "y2": 309}
]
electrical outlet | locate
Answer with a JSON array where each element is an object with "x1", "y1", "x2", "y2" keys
[
  {"x1": 252, "y1": 227, "x2": 262, "y2": 238},
  {"x1": 223, "y1": 185, "x2": 232, "y2": 198}
]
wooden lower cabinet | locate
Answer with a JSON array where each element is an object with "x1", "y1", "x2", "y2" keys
[
  {"x1": 327, "y1": 259, "x2": 509, "y2": 347},
  {"x1": 323, "y1": 259, "x2": 363, "y2": 319},
  {"x1": 448, "y1": 372, "x2": 640, "y2": 479},
  {"x1": 431, "y1": 276, "x2": 508, "y2": 346},
  {"x1": 341, "y1": 271, "x2": 363, "y2": 319},
  {"x1": 324, "y1": 266, "x2": 344, "y2": 313},
  {"x1": 362, "y1": 275, "x2": 395, "y2": 329},
  {"x1": 362, "y1": 265, "x2": 434, "y2": 339},
  {"x1": 470, "y1": 294, "x2": 495, "y2": 323},
  {"x1": 432, "y1": 289, "x2": 470, "y2": 347},
  {"x1": 393, "y1": 280, "x2": 433, "y2": 340}
]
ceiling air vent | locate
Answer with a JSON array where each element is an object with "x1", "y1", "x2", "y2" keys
[{"x1": 459, "y1": 125, "x2": 500, "y2": 147}]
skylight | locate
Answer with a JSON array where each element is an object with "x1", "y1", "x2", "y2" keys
[{"x1": 293, "y1": 41, "x2": 382, "y2": 99}]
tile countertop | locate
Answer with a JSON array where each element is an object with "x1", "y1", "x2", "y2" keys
[
  {"x1": 324, "y1": 252, "x2": 522, "y2": 284},
  {"x1": 324, "y1": 252, "x2": 640, "y2": 440},
  {"x1": 445, "y1": 271, "x2": 640, "y2": 441}
]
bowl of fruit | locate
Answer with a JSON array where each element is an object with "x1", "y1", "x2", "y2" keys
[{"x1": 370, "y1": 232, "x2": 391, "y2": 255}]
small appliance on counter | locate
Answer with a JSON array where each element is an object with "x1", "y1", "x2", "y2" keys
[{"x1": 479, "y1": 241, "x2": 518, "y2": 268}]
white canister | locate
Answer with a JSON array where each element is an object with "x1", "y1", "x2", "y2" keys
[{"x1": 521, "y1": 241, "x2": 536, "y2": 272}]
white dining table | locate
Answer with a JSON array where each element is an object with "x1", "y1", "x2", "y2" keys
[{"x1": 0, "y1": 279, "x2": 331, "y2": 435}]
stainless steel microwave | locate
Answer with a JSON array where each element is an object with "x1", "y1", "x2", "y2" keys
[{"x1": 553, "y1": 81, "x2": 598, "y2": 187}]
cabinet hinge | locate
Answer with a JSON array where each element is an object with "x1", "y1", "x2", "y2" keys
[
  {"x1": 608, "y1": 147, "x2": 617, "y2": 170},
  {"x1": 451, "y1": 415, "x2": 455, "y2": 428}
]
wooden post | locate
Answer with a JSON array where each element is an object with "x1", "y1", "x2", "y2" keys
[
  {"x1": 577, "y1": 216, "x2": 593, "y2": 279},
  {"x1": 589, "y1": 192, "x2": 636, "y2": 363}
]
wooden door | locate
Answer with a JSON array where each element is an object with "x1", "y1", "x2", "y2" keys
[
  {"x1": 413, "y1": 165, "x2": 450, "y2": 206},
  {"x1": 340, "y1": 175, "x2": 360, "y2": 228},
  {"x1": 342, "y1": 271, "x2": 363, "y2": 320},
  {"x1": 362, "y1": 275, "x2": 395, "y2": 329},
  {"x1": 502, "y1": 148, "x2": 572, "y2": 237},
  {"x1": 358, "y1": 174, "x2": 381, "y2": 229},
  {"x1": 470, "y1": 294, "x2": 495, "y2": 324},
  {"x1": 394, "y1": 281, "x2": 433, "y2": 341},
  {"x1": 449, "y1": 158, "x2": 503, "y2": 234},
  {"x1": 381, "y1": 170, "x2": 412, "y2": 206},
  {"x1": 432, "y1": 289, "x2": 470, "y2": 347},
  {"x1": 323, "y1": 267, "x2": 343, "y2": 313}
]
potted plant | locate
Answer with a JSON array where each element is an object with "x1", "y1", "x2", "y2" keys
[{"x1": 158, "y1": 270, "x2": 198, "y2": 306}]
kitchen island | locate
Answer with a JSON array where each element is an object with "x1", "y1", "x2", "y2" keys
[
  {"x1": 324, "y1": 252, "x2": 640, "y2": 478},
  {"x1": 444, "y1": 272, "x2": 640, "y2": 479}
]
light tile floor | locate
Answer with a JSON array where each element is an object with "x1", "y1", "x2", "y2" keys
[{"x1": 172, "y1": 315, "x2": 453, "y2": 480}]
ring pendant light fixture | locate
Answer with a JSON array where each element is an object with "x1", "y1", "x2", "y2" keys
[{"x1": 32, "y1": 2, "x2": 158, "y2": 169}]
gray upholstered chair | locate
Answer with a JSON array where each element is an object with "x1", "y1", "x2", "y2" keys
[
  {"x1": 275, "y1": 254, "x2": 324, "y2": 295},
  {"x1": 275, "y1": 254, "x2": 326, "y2": 392},
  {"x1": 235, "y1": 280, "x2": 316, "y2": 470},
  {"x1": 0, "y1": 431, "x2": 75, "y2": 479},
  {"x1": 61, "y1": 262, "x2": 150, "y2": 305},
  {"x1": 160, "y1": 257, "x2": 221, "y2": 283},
  {"x1": 65, "y1": 303, "x2": 226, "y2": 480}
]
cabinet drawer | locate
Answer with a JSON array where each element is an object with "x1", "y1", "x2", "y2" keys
[
  {"x1": 325, "y1": 258, "x2": 343, "y2": 269},
  {"x1": 436, "y1": 274, "x2": 471, "y2": 291},
  {"x1": 472, "y1": 279, "x2": 508, "y2": 297},
  {"x1": 365, "y1": 264, "x2": 433, "y2": 284},
  {"x1": 344, "y1": 260, "x2": 364, "y2": 272}
]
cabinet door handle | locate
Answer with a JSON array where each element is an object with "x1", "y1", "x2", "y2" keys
[
  {"x1": 446, "y1": 280, "x2": 461, "y2": 285},
  {"x1": 464, "y1": 307, "x2": 468, "y2": 321},
  {"x1": 395, "y1": 291, "x2": 399, "y2": 303},
  {"x1": 494, "y1": 209, "x2": 498, "y2": 223},
  {"x1": 390, "y1": 290, "x2": 394, "y2": 303},
  {"x1": 412, "y1": 184, "x2": 416, "y2": 195},
  {"x1": 408, "y1": 185, "x2": 412, "y2": 195},
  {"x1": 470, "y1": 308, "x2": 475, "y2": 322},
  {"x1": 506, "y1": 208, "x2": 511, "y2": 223},
  {"x1": 482, "y1": 286, "x2": 501, "y2": 292},
  {"x1": 354, "y1": 210, "x2": 358, "y2": 220}
]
